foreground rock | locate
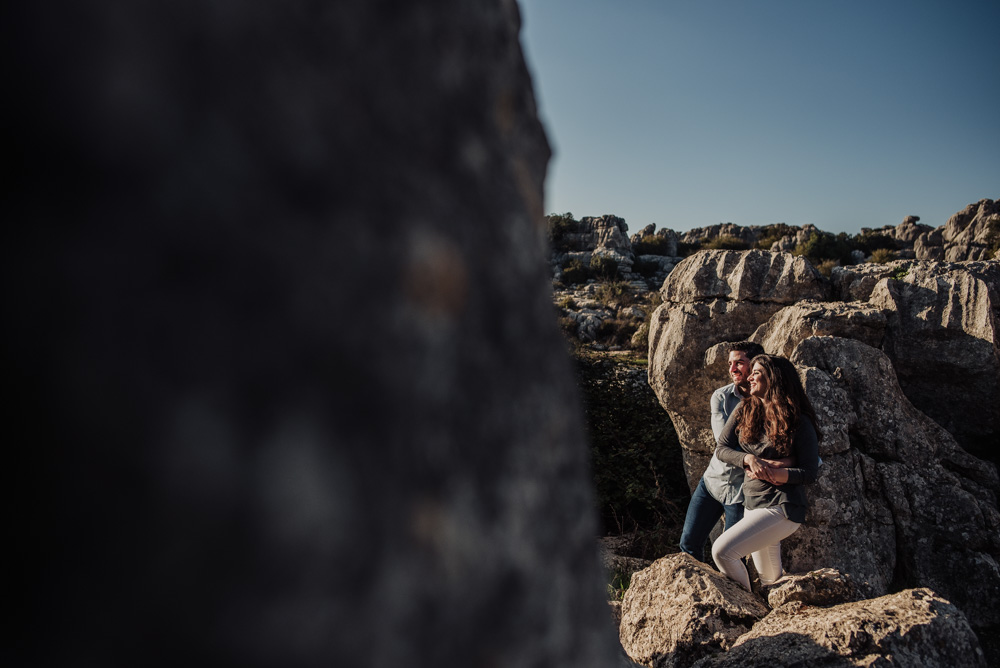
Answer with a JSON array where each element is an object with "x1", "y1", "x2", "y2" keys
[
  {"x1": 622, "y1": 557, "x2": 985, "y2": 668},
  {"x1": 620, "y1": 554, "x2": 768, "y2": 668},
  {"x1": 8, "y1": 2, "x2": 624, "y2": 666},
  {"x1": 696, "y1": 589, "x2": 986, "y2": 668},
  {"x1": 764, "y1": 568, "x2": 860, "y2": 608}
]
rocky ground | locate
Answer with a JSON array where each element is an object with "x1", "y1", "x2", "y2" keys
[{"x1": 564, "y1": 251, "x2": 1000, "y2": 667}]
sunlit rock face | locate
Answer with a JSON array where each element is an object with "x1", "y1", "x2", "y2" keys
[
  {"x1": 915, "y1": 198, "x2": 1000, "y2": 262},
  {"x1": 646, "y1": 249, "x2": 1000, "y2": 637},
  {"x1": 620, "y1": 558, "x2": 986, "y2": 668},
  {"x1": 7, "y1": 2, "x2": 623, "y2": 666}
]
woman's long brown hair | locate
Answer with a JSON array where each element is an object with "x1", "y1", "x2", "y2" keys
[{"x1": 737, "y1": 355, "x2": 821, "y2": 456}]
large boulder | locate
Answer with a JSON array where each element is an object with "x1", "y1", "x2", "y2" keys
[
  {"x1": 892, "y1": 215, "x2": 933, "y2": 244},
  {"x1": 619, "y1": 554, "x2": 768, "y2": 667},
  {"x1": 8, "y1": 1, "x2": 623, "y2": 666},
  {"x1": 661, "y1": 249, "x2": 829, "y2": 304},
  {"x1": 647, "y1": 251, "x2": 829, "y2": 486},
  {"x1": 942, "y1": 198, "x2": 1000, "y2": 261},
  {"x1": 786, "y1": 337, "x2": 1000, "y2": 621},
  {"x1": 696, "y1": 589, "x2": 986, "y2": 668},
  {"x1": 764, "y1": 568, "x2": 861, "y2": 609},
  {"x1": 914, "y1": 199, "x2": 1000, "y2": 262},
  {"x1": 647, "y1": 250, "x2": 1000, "y2": 642},
  {"x1": 869, "y1": 262, "x2": 1000, "y2": 461},
  {"x1": 559, "y1": 214, "x2": 634, "y2": 256}
]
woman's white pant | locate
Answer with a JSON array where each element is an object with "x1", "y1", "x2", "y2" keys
[{"x1": 711, "y1": 506, "x2": 800, "y2": 591}]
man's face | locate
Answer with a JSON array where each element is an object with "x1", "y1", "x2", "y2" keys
[{"x1": 728, "y1": 351, "x2": 752, "y2": 387}]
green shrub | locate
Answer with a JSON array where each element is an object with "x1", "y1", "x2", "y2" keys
[
  {"x1": 633, "y1": 235, "x2": 673, "y2": 256},
  {"x1": 557, "y1": 296, "x2": 577, "y2": 310},
  {"x1": 985, "y1": 218, "x2": 1000, "y2": 256},
  {"x1": 870, "y1": 248, "x2": 897, "y2": 264},
  {"x1": 595, "y1": 281, "x2": 634, "y2": 308},
  {"x1": 754, "y1": 223, "x2": 798, "y2": 250},
  {"x1": 853, "y1": 232, "x2": 897, "y2": 255},
  {"x1": 816, "y1": 259, "x2": 840, "y2": 277},
  {"x1": 676, "y1": 240, "x2": 705, "y2": 256},
  {"x1": 793, "y1": 231, "x2": 853, "y2": 266},
  {"x1": 546, "y1": 212, "x2": 578, "y2": 251},
  {"x1": 561, "y1": 258, "x2": 591, "y2": 284},
  {"x1": 633, "y1": 257, "x2": 660, "y2": 277},
  {"x1": 608, "y1": 568, "x2": 631, "y2": 601},
  {"x1": 590, "y1": 255, "x2": 620, "y2": 280},
  {"x1": 595, "y1": 318, "x2": 638, "y2": 347},
  {"x1": 575, "y1": 353, "x2": 688, "y2": 558},
  {"x1": 703, "y1": 235, "x2": 750, "y2": 250}
]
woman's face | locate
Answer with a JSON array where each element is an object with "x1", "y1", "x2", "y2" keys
[{"x1": 748, "y1": 362, "x2": 769, "y2": 397}]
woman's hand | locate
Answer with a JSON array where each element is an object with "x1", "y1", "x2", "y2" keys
[{"x1": 745, "y1": 456, "x2": 790, "y2": 484}]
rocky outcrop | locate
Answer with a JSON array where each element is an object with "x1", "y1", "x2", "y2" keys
[
  {"x1": 632, "y1": 224, "x2": 680, "y2": 258},
  {"x1": 8, "y1": 1, "x2": 624, "y2": 666},
  {"x1": 646, "y1": 250, "x2": 1000, "y2": 639},
  {"x1": 562, "y1": 214, "x2": 633, "y2": 255},
  {"x1": 619, "y1": 554, "x2": 769, "y2": 667},
  {"x1": 868, "y1": 261, "x2": 1000, "y2": 460},
  {"x1": 696, "y1": 589, "x2": 986, "y2": 668},
  {"x1": 647, "y1": 251, "x2": 829, "y2": 488},
  {"x1": 662, "y1": 249, "x2": 828, "y2": 304},
  {"x1": 678, "y1": 223, "x2": 760, "y2": 247},
  {"x1": 916, "y1": 199, "x2": 1000, "y2": 262},
  {"x1": 620, "y1": 558, "x2": 986, "y2": 667},
  {"x1": 763, "y1": 568, "x2": 860, "y2": 609},
  {"x1": 787, "y1": 337, "x2": 1000, "y2": 617}
]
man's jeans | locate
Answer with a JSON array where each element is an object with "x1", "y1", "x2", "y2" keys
[{"x1": 679, "y1": 477, "x2": 744, "y2": 562}]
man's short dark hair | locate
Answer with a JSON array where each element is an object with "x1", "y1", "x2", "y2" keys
[{"x1": 728, "y1": 340, "x2": 765, "y2": 359}]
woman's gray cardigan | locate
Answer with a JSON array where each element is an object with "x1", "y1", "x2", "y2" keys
[{"x1": 714, "y1": 405, "x2": 819, "y2": 524}]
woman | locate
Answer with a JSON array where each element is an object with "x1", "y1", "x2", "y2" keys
[{"x1": 711, "y1": 354, "x2": 821, "y2": 591}]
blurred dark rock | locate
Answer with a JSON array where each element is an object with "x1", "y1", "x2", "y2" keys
[{"x1": 6, "y1": 1, "x2": 623, "y2": 666}]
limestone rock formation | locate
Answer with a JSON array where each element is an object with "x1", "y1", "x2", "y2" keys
[
  {"x1": 646, "y1": 249, "x2": 1000, "y2": 644},
  {"x1": 557, "y1": 214, "x2": 634, "y2": 256},
  {"x1": 764, "y1": 568, "x2": 860, "y2": 609},
  {"x1": 915, "y1": 198, "x2": 1000, "y2": 262},
  {"x1": 632, "y1": 225, "x2": 680, "y2": 258},
  {"x1": 892, "y1": 214, "x2": 932, "y2": 244},
  {"x1": 788, "y1": 337, "x2": 1000, "y2": 620},
  {"x1": 647, "y1": 250, "x2": 829, "y2": 487},
  {"x1": 661, "y1": 249, "x2": 828, "y2": 305},
  {"x1": 619, "y1": 554, "x2": 768, "y2": 667},
  {"x1": 8, "y1": 1, "x2": 623, "y2": 666},
  {"x1": 869, "y1": 261, "x2": 1000, "y2": 460},
  {"x1": 621, "y1": 559, "x2": 985, "y2": 667},
  {"x1": 696, "y1": 589, "x2": 986, "y2": 668},
  {"x1": 678, "y1": 223, "x2": 758, "y2": 247}
]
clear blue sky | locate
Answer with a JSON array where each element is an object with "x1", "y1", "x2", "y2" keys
[{"x1": 518, "y1": 0, "x2": 1000, "y2": 235}]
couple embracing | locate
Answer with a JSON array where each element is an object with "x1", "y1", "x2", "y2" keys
[{"x1": 679, "y1": 341, "x2": 821, "y2": 591}]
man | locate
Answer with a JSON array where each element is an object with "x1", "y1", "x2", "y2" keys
[{"x1": 678, "y1": 340, "x2": 767, "y2": 561}]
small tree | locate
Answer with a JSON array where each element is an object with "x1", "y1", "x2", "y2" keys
[
  {"x1": 590, "y1": 255, "x2": 619, "y2": 280},
  {"x1": 546, "y1": 212, "x2": 578, "y2": 251},
  {"x1": 561, "y1": 258, "x2": 591, "y2": 284}
]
